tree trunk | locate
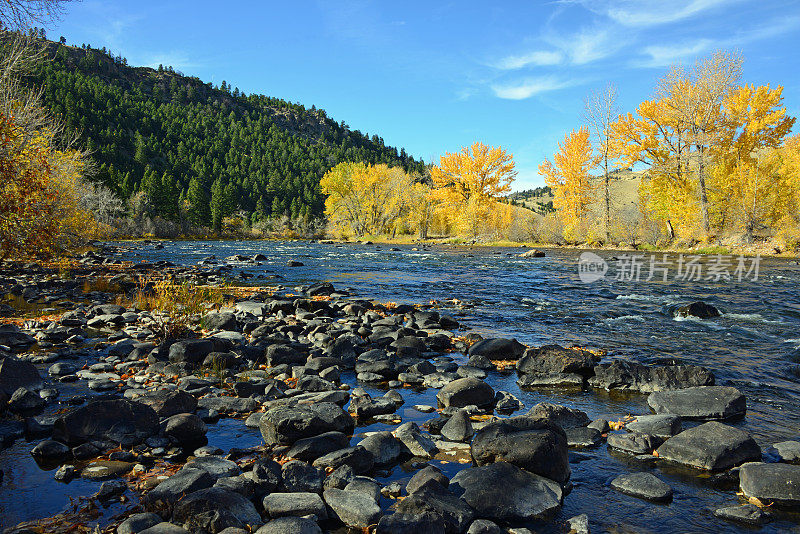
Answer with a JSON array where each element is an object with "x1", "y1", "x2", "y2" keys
[
  {"x1": 666, "y1": 219, "x2": 675, "y2": 240},
  {"x1": 697, "y1": 146, "x2": 711, "y2": 236},
  {"x1": 604, "y1": 156, "x2": 610, "y2": 242}
]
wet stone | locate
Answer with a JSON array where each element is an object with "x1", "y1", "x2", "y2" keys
[
  {"x1": 610, "y1": 472, "x2": 673, "y2": 503},
  {"x1": 714, "y1": 503, "x2": 768, "y2": 526}
]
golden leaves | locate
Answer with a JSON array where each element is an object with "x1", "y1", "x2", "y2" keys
[{"x1": 539, "y1": 126, "x2": 595, "y2": 241}]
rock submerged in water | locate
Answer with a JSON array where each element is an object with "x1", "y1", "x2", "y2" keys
[{"x1": 647, "y1": 386, "x2": 746, "y2": 420}]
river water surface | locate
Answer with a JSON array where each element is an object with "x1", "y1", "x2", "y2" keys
[{"x1": 3, "y1": 240, "x2": 800, "y2": 533}]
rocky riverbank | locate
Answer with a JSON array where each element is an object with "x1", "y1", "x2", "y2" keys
[{"x1": 0, "y1": 246, "x2": 799, "y2": 533}]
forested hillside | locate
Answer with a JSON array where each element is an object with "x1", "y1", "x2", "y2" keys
[{"x1": 26, "y1": 37, "x2": 424, "y2": 227}]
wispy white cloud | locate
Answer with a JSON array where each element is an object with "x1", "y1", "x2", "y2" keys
[
  {"x1": 494, "y1": 50, "x2": 563, "y2": 70},
  {"x1": 607, "y1": 0, "x2": 730, "y2": 27},
  {"x1": 634, "y1": 15, "x2": 800, "y2": 68},
  {"x1": 543, "y1": 27, "x2": 625, "y2": 65},
  {"x1": 491, "y1": 76, "x2": 575, "y2": 100},
  {"x1": 563, "y1": 0, "x2": 733, "y2": 27},
  {"x1": 636, "y1": 39, "x2": 714, "y2": 68}
]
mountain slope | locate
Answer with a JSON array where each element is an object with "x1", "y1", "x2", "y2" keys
[{"x1": 25, "y1": 38, "x2": 424, "y2": 225}]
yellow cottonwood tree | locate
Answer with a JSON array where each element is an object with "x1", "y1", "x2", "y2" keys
[
  {"x1": 708, "y1": 84, "x2": 796, "y2": 239},
  {"x1": 320, "y1": 162, "x2": 414, "y2": 237},
  {"x1": 430, "y1": 142, "x2": 517, "y2": 237},
  {"x1": 538, "y1": 127, "x2": 596, "y2": 241}
]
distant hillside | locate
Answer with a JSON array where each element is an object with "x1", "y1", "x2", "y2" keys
[
  {"x1": 24, "y1": 37, "x2": 424, "y2": 225},
  {"x1": 507, "y1": 169, "x2": 643, "y2": 219}
]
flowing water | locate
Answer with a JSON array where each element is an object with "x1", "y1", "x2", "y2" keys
[{"x1": 3, "y1": 240, "x2": 800, "y2": 532}]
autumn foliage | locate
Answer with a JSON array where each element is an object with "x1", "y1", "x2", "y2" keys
[{"x1": 540, "y1": 49, "x2": 799, "y2": 247}]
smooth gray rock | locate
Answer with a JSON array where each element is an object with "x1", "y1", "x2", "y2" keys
[
  {"x1": 471, "y1": 416, "x2": 570, "y2": 484},
  {"x1": 626, "y1": 414, "x2": 682, "y2": 438},
  {"x1": 323, "y1": 488, "x2": 381, "y2": 529},
  {"x1": 656, "y1": 421, "x2": 761, "y2": 470},
  {"x1": 450, "y1": 461, "x2": 562, "y2": 522},
  {"x1": 394, "y1": 422, "x2": 437, "y2": 458},
  {"x1": 262, "y1": 491, "x2": 327, "y2": 520},
  {"x1": 139, "y1": 523, "x2": 190, "y2": 534},
  {"x1": 358, "y1": 431, "x2": 404, "y2": 466},
  {"x1": 739, "y1": 462, "x2": 800, "y2": 507},
  {"x1": 440, "y1": 410, "x2": 474, "y2": 442},
  {"x1": 117, "y1": 512, "x2": 162, "y2": 534},
  {"x1": 772, "y1": 440, "x2": 800, "y2": 464},
  {"x1": 436, "y1": 377, "x2": 494, "y2": 408},
  {"x1": 648, "y1": 386, "x2": 745, "y2": 420},
  {"x1": 610, "y1": 472, "x2": 673, "y2": 502},
  {"x1": 183, "y1": 456, "x2": 241, "y2": 480},
  {"x1": 172, "y1": 487, "x2": 263, "y2": 532},
  {"x1": 607, "y1": 432, "x2": 661, "y2": 455},
  {"x1": 713, "y1": 504, "x2": 768, "y2": 526},
  {"x1": 255, "y1": 517, "x2": 322, "y2": 534}
]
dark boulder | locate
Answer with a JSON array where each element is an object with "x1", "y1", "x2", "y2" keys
[
  {"x1": 53, "y1": 399, "x2": 159, "y2": 446},
  {"x1": 450, "y1": 461, "x2": 562, "y2": 522},
  {"x1": 259, "y1": 402, "x2": 354, "y2": 445},
  {"x1": 656, "y1": 421, "x2": 761, "y2": 470},
  {"x1": 312, "y1": 445, "x2": 374, "y2": 474},
  {"x1": 527, "y1": 402, "x2": 590, "y2": 429},
  {"x1": 168, "y1": 339, "x2": 215, "y2": 366},
  {"x1": 517, "y1": 345, "x2": 598, "y2": 377},
  {"x1": 610, "y1": 472, "x2": 673, "y2": 503},
  {"x1": 202, "y1": 312, "x2": 238, "y2": 331},
  {"x1": 648, "y1": 386, "x2": 746, "y2": 420},
  {"x1": 285, "y1": 431, "x2": 350, "y2": 461},
  {"x1": 739, "y1": 462, "x2": 800, "y2": 507},
  {"x1": 141, "y1": 468, "x2": 215, "y2": 514},
  {"x1": 0, "y1": 356, "x2": 43, "y2": 396},
  {"x1": 161, "y1": 413, "x2": 207, "y2": 447},
  {"x1": 677, "y1": 301, "x2": 720, "y2": 319},
  {"x1": 436, "y1": 377, "x2": 494, "y2": 409},
  {"x1": 589, "y1": 360, "x2": 714, "y2": 392},
  {"x1": 395, "y1": 480, "x2": 474, "y2": 533},
  {"x1": 265, "y1": 344, "x2": 306, "y2": 366},
  {"x1": 172, "y1": 487, "x2": 263, "y2": 533},
  {"x1": 470, "y1": 416, "x2": 570, "y2": 484},
  {"x1": 136, "y1": 389, "x2": 197, "y2": 418},
  {"x1": 468, "y1": 338, "x2": 526, "y2": 361}
]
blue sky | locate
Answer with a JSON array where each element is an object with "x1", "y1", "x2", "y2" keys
[{"x1": 49, "y1": 0, "x2": 800, "y2": 189}]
